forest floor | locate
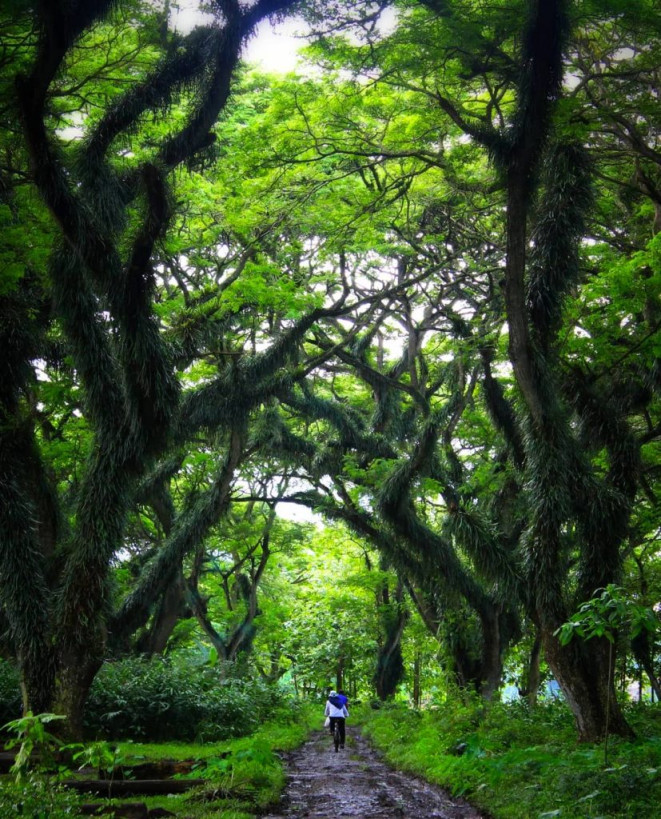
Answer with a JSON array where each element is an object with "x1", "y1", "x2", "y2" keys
[{"x1": 262, "y1": 728, "x2": 486, "y2": 819}]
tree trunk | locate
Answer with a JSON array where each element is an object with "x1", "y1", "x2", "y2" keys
[
  {"x1": 136, "y1": 572, "x2": 186, "y2": 655},
  {"x1": 52, "y1": 653, "x2": 104, "y2": 740},
  {"x1": 448, "y1": 606, "x2": 506, "y2": 699},
  {"x1": 20, "y1": 649, "x2": 56, "y2": 716},
  {"x1": 519, "y1": 631, "x2": 542, "y2": 706},
  {"x1": 413, "y1": 652, "x2": 421, "y2": 708},
  {"x1": 632, "y1": 630, "x2": 661, "y2": 701},
  {"x1": 542, "y1": 626, "x2": 634, "y2": 742},
  {"x1": 374, "y1": 608, "x2": 408, "y2": 700},
  {"x1": 478, "y1": 607, "x2": 504, "y2": 700},
  {"x1": 336, "y1": 657, "x2": 344, "y2": 692},
  {"x1": 65, "y1": 778, "x2": 205, "y2": 797}
]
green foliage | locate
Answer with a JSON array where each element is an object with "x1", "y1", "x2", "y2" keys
[
  {"x1": 111, "y1": 703, "x2": 318, "y2": 818},
  {"x1": 83, "y1": 653, "x2": 283, "y2": 741},
  {"x1": 0, "y1": 776, "x2": 82, "y2": 819},
  {"x1": 272, "y1": 527, "x2": 385, "y2": 696},
  {"x1": 0, "y1": 710, "x2": 83, "y2": 819},
  {"x1": 362, "y1": 700, "x2": 661, "y2": 818},
  {"x1": 68, "y1": 739, "x2": 127, "y2": 779},
  {"x1": 0, "y1": 707, "x2": 316, "y2": 819},
  {"x1": 0, "y1": 659, "x2": 22, "y2": 726},
  {"x1": 2, "y1": 0, "x2": 660, "y2": 757},
  {"x1": 556, "y1": 585, "x2": 659, "y2": 645},
  {"x1": 192, "y1": 740, "x2": 283, "y2": 808},
  {"x1": 2, "y1": 712, "x2": 65, "y2": 781}
]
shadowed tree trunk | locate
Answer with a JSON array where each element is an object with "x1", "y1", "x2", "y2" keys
[
  {"x1": 413, "y1": 652, "x2": 421, "y2": 708},
  {"x1": 518, "y1": 631, "x2": 542, "y2": 706},
  {"x1": 543, "y1": 627, "x2": 633, "y2": 740},
  {"x1": 136, "y1": 572, "x2": 188, "y2": 656},
  {"x1": 374, "y1": 579, "x2": 408, "y2": 700}
]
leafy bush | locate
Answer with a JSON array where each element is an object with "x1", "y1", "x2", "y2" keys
[
  {"x1": 0, "y1": 654, "x2": 292, "y2": 743},
  {"x1": 84, "y1": 653, "x2": 285, "y2": 742},
  {"x1": 0, "y1": 775, "x2": 82, "y2": 818},
  {"x1": 0, "y1": 659, "x2": 22, "y2": 727},
  {"x1": 0, "y1": 710, "x2": 84, "y2": 817}
]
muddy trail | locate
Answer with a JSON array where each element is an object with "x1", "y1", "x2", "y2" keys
[{"x1": 263, "y1": 729, "x2": 485, "y2": 819}]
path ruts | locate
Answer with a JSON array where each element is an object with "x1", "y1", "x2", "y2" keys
[{"x1": 263, "y1": 729, "x2": 485, "y2": 818}]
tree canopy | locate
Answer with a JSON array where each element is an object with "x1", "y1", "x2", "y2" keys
[{"x1": 0, "y1": 0, "x2": 659, "y2": 742}]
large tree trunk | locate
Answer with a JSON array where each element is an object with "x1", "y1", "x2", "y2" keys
[
  {"x1": 518, "y1": 631, "x2": 542, "y2": 705},
  {"x1": 52, "y1": 652, "x2": 104, "y2": 740},
  {"x1": 136, "y1": 572, "x2": 186, "y2": 655},
  {"x1": 406, "y1": 581, "x2": 507, "y2": 700},
  {"x1": 542, "y1": 627, "x2": 633, "y2": 742},
  {"x1": 494, "y1": 0, "x2": 635, "y2": 743},
  {"x1": 448, "y1": 608, "x2": 506, "y2": 700},
  {"x1": 8, "y1": 0, "x2": 300, "y2": 742},
  {"x1": 478, "y1": 607, "x2": 504, "y2": 700},
  {"x1": 374, "y1": 604, "x2": 408, "y2": 701}
]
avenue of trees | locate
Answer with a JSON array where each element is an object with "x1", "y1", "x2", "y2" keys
[{"x1": 1, "y1": 0, "x2": 659, "y2": 743}]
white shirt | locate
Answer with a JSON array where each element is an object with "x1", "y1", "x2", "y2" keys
[{"x1": 325, "y1": 700, "x2": 348, "y2": 718}]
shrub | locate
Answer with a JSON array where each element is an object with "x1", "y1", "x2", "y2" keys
[
  {"x1": 0, "y1": 654, "x2": 288, "y2": 743},
  {"x1": 0, "y1": 776, "x2": 82, "y2": 817},
  {"x1": 84, "y1": 653, "x2": 284, "y2": 742},
  {"x1": 0, "y1": 659, "x2": 22, "y2": 728}
]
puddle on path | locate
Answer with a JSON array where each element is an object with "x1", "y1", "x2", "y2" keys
[{"x1": 263, "y1": 729, "x2": 485, "y2": 819}]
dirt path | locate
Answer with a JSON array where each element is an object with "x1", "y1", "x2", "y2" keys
[{"x1": 263, "y1": 729, "x2": 485, "y2": 819}]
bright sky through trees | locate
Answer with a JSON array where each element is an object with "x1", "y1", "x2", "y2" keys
[{"x1": 171, "y1": 0, "x2": 307, "y2": 71}]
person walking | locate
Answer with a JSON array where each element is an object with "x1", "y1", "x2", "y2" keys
[{"x1": 325, "y1": 689, "x2": 349, "y2": 749}]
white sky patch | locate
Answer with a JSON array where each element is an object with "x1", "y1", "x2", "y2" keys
[
  {"x1": 170, "y1": 0, "x2": 308, "y2": 73},
  {"x1": 169, "y1": 0, "x2": 214, "y2": 33},
  {"x1": 244, "y1": 17, "x2": 308, "y2": 73},
  {"x1": 56, "y1": 110, "x2": 85, "y2": 141},
  {"x1": 573, "y1": 326, "x2": 592, "y2": 338},
  {"x1": 171, "y1": 3, "x2": 400, "y2": 74},
  {"x1": 276, "y1": 501, "x2": 322, "y2": 524}
]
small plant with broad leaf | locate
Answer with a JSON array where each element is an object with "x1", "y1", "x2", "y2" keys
[
  {"x1": 2, "y1": 711, "x2": 65, "y2": 780},
  {"x1": 68, "y1": 739, "x2": 128, "y2": 780},
  {"x1": 1, "y1": 712, "x2": 82, "y2": 817},
  {"x1": 554, "y1": 585, "x2": 658, "y2": 645}
]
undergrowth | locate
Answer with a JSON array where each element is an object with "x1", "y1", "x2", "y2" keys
[
  {"x1": 120, "y1": 703, "x2": 318, "y2": 819},
  {"x1": 360, "y1": 699, "x2": 661, "y2": 819},
  {"x1": 0, "y1": 702, "x2": 317, "y2": 819},
  {"x1": 85, "y1": 654, "x2": 280, "y2": 741},
  {"x1": 107, "y1": 701, "x2": 318, "y2": 818},
  {"x1": 0, "y1": 655, "x2": 288, "y2": 743}
]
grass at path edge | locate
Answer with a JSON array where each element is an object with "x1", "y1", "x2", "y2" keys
[
  {"x1": 358, "y1": 700, "x2": 661, "y2": 819},
  {"x1": 114, "y1": 701, "x2": 320, "y2": 818},
  {"x1": 0, "y1": 702, "x2": 320, "y2": 819}
]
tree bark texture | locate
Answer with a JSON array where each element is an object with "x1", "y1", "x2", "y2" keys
[{"x1": 542, "y1": 626, "x2": 634, "y2": 741}]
